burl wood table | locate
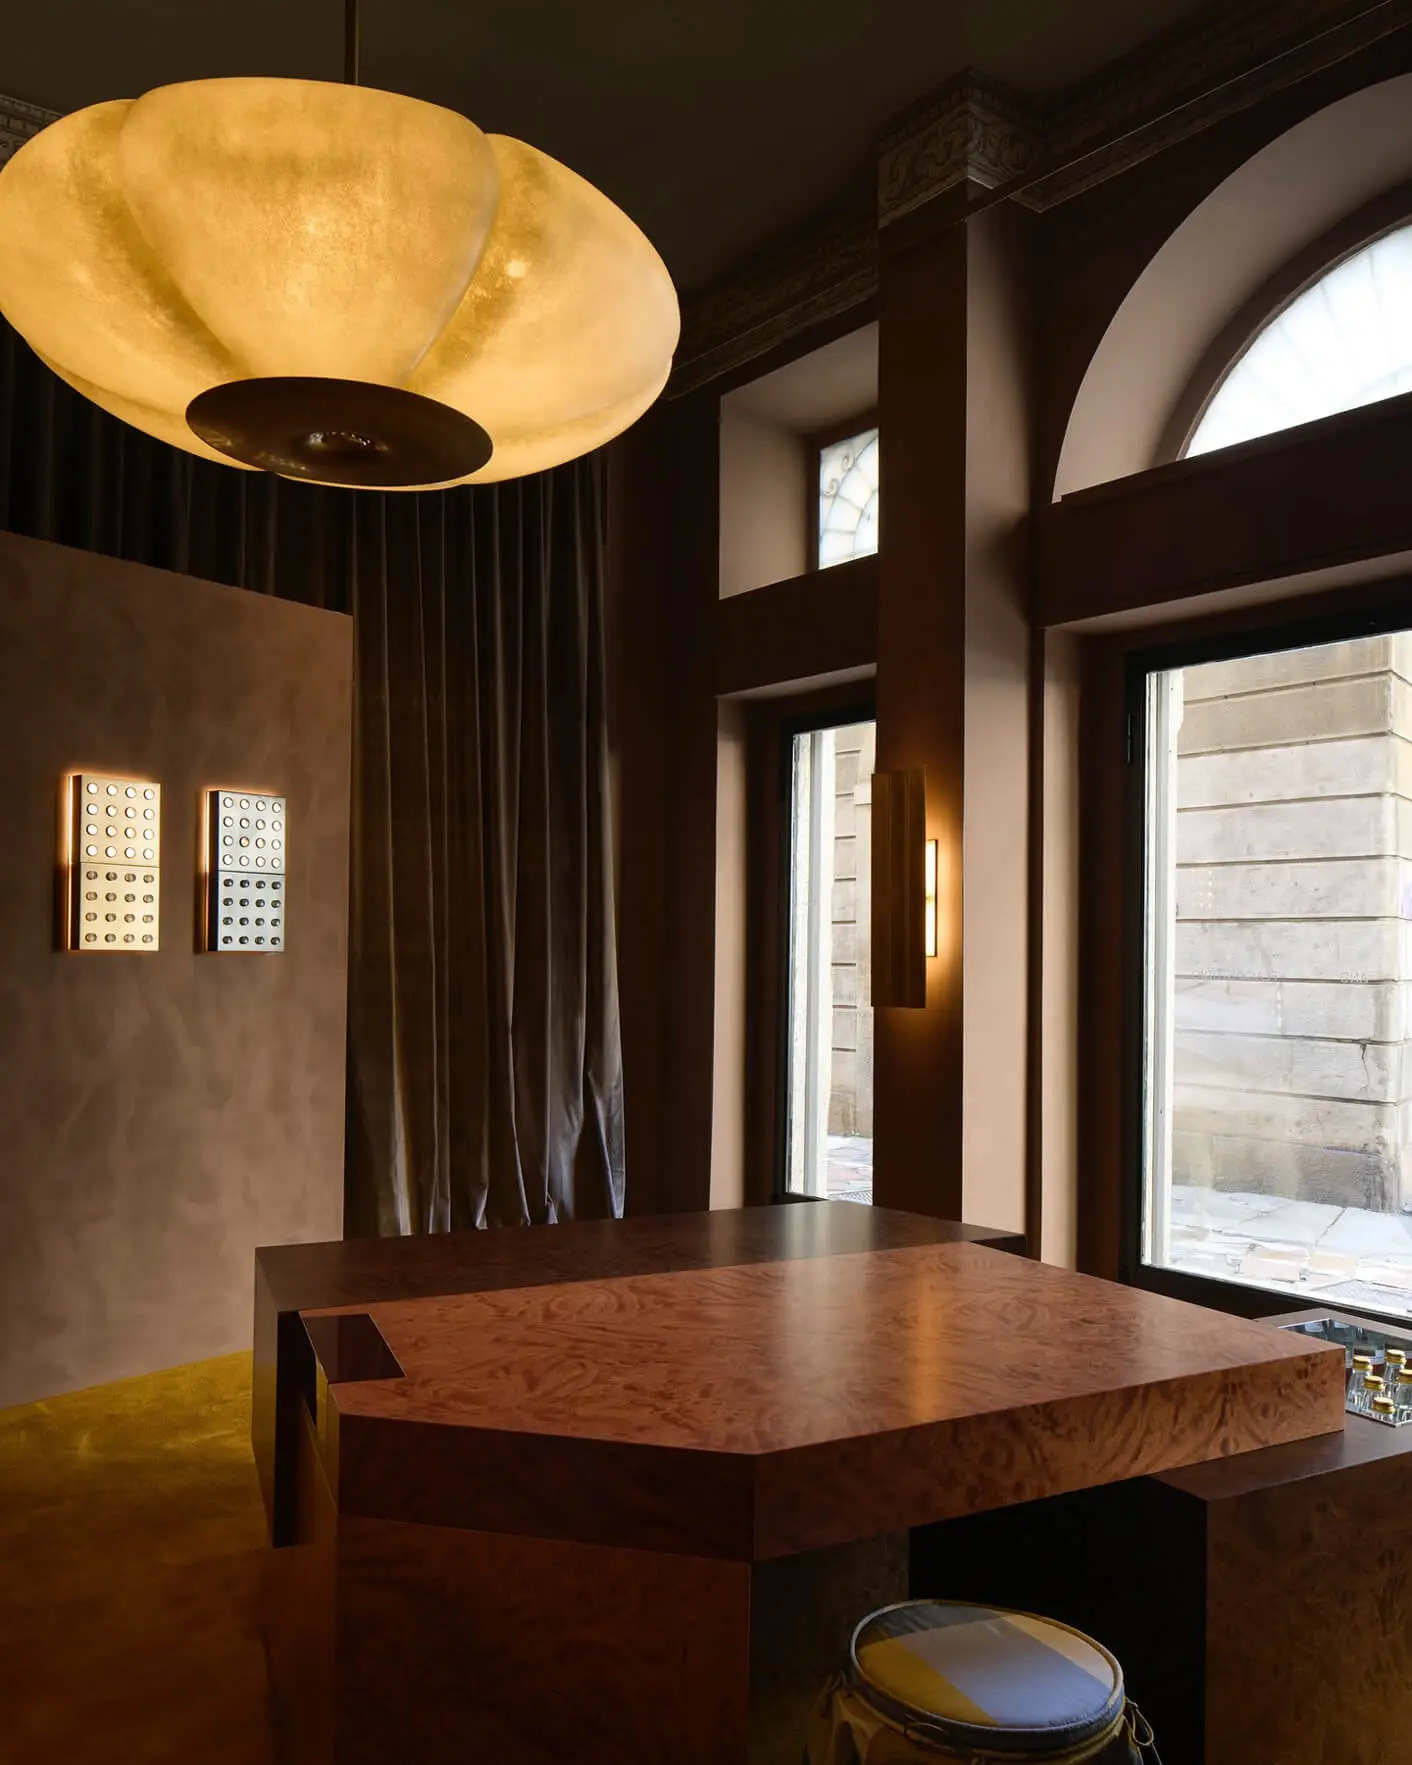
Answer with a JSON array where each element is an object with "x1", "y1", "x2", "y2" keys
[
  {"x1": 915, "y1": 1304, "x2": 1412, "y2": 1765},
  {"x1": 253, "y1": 1206, "x2": 1345, "y2": 1765}
]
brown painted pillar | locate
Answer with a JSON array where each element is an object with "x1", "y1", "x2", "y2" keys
[
  {"x1": 606, "y1": 393, "x2": 721, "y2": 1216},
  {"x1": 874, "y1": 193, "x2": 1034, "y2": 1233}
]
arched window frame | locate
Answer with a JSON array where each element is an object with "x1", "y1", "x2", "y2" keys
[{"x1": 1181, "y1": 214, "x2": 1412, "y2": 460}]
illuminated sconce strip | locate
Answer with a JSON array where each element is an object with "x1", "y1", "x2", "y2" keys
[
  {"x1": 204, "y1": 788, "x2": 287, "y2": 952},
  {"x1": 925, "y1": 839, "x2": 938, "y2": 959},
  {"x1": 64, "y1": 772, "x2": 162, "y2": 952}
]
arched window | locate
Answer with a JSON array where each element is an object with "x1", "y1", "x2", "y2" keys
[
  {"x1": 818, "y1": 427, "x2": 879, "y2": 567},
  {"x1": 1185, "y1": 222, "x2": 1412, "y2": 457}
]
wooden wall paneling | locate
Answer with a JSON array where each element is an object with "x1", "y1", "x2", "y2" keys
[
  {"x1": 1039, "y1": 390, "x2": 1412, "y2": 628},
  {"x1": 711, "y1": 699, "x2": 750, "y2": 1209},
  {"x1": 873, "y1": 194, "x2": 1034, "y2": 1227},
  {"x1": 606, "y1": 414, "x2": 670, "y2": 1216},
  {"x1": 607, "y1": 392, "x2": 721, "y2": 1216},
  {"x1": 662, "y1": 391, "x2": 729, "y2": 1215},
  {"x1": 1075, "y1": 636, "x2": 1128, "y2": 1280},
  {"x1": 1036, "y1": 629, "x2": 1083, "y2": 1268},
  {"x1": 873, "y1": 201, "x2": 970, "y2": 1219},
  {"x1": 743, "y1": 702, "x2": 788, "y2": 1207},
  {"x1": 959, "y1": 200, "x2": 1034, "y2": 1239},
  {"x1": 714, "y1": 555, "x2": 878, "y2": 697},
  {"x1": 871, "y1": 767, "x2": 927, "y2": 1009}
]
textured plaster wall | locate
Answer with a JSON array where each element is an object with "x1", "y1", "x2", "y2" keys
[{"x1": 0, "y1": 532, "x2": 352, "y2": 1407}]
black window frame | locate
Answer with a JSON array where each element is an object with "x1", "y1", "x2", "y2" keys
[
  {"x1": 1123, "y1": 587, "x2": 1412, "y2": 1326},
  {"x1": 773, "y1": 698, "x2": 877, "y2": 1205}
]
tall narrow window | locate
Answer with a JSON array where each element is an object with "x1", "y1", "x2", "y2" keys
[
  {"x1": 818, "y1": 427, "x2": 879, "y2": 568},
  {"x1": 785, "y1": 718, "x2": 876, "y2": 1201},
  {"x1": 1140, "y1": 631, "x2": 1412, "y2": 1319}
]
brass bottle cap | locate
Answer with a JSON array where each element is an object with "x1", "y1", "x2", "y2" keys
[
  {"x1": 1399, "y1": 1365, "x2": 1412, "y2": 1385},
  {"x1": 1353, "y1": 1353, "x2": 1375, "y2": 1369},
  {"x1": 1386, "y1": 1348, "x2": 1407, "y2": 1365},
  {"x1": 1363, "y1": 1371, "x2": 1385, "y2": 1390},
  {"x1": 1373, "y1": 1395, "x2": 1397, "y2": 1415}
]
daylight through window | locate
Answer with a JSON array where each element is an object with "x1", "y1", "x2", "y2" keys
[{"x1": 818, "y1": 427, "x2": 878, "y2": 568}]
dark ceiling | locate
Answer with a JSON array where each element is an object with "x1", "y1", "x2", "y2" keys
[{"x1": 5, "y1": 1, "x2": 1216, "y2": 293}]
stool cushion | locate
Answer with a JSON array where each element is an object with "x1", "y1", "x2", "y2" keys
[{"x1": 851, "y1": 1601, "x2": 1125, "y2": 1755}]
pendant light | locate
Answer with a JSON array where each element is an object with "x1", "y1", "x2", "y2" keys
[{"x1": 0, "y1": 2, "x2": 679, "y2": 488}]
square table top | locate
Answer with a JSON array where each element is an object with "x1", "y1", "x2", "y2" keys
[
  {"x1": 304, "y1": 1235, "x2": 1345, "y2": 1561},
  {"x1": 253, "y1": 1203, "x2": 1024, "y2": 1541}
]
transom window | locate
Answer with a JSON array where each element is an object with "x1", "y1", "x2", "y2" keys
[
  {"x1": 1186, "y1": 222, "x2": 1412, "y2": 457},
  {"x1": 818, "y1": 426, "x2": 879, "y2": 568}
]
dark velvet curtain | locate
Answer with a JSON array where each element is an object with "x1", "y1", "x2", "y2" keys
[{"x1": 0, "y1": 321, "x2": 625, "y2": 1234}]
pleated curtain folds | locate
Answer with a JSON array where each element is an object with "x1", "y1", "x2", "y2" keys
[{"x1": 0, "y1": 320, "x2": 626, "y2": 1233}]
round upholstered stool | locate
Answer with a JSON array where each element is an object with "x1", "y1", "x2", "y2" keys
[{"x1": 806, "y1": 1601, "x2": 1160, "y2": 1764}]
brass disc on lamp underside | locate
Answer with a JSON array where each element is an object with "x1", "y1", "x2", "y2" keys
[{"x1": 186, "y1": 377, "x2": 494, "y2": 488}]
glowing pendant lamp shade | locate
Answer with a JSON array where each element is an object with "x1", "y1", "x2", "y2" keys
[{"x1": 0, "y1": 78, "x2": 680, "y2": 487}]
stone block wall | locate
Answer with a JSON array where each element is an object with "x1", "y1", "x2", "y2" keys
[
  {"x1": 1172, "y1": 636, "x2": 1412, "y2": 1212},
  {"x1": 829, "y1": 721, "x2": 875, "y2": 1137}
]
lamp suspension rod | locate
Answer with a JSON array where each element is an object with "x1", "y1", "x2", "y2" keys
[{"x1": 344, "y1": 0, "x2": 360, "y2": 86}]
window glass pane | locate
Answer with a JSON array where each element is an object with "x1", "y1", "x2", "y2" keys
[
  {"x1": 818, "y1": 427, "x2": 879, "y2": 569},
  {"x1": 785, "y1": 719, "x2": 875, "y2": 1202},
  {"x1": 1142, "y1": 634, "x2": 1412, "y2": 1317},
  {"x1": 1186, "y1": 223, "x2": 1412, "y2": 457}
]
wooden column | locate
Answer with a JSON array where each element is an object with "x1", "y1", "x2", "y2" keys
[
  {"x1": 606, "y1": 393, "x2": 721, "y2": 1216},
  {"x1": 874, "y1": 194, "x2": 1033, "y2": 1230}
]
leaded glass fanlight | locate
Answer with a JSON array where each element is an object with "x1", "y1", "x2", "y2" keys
[
  {"x1": 1186, "y1": 222, "x2": 1412, "y2": 457},
  {"x1": 819, "y1": 426, "x2": 879, "y2": 567}
]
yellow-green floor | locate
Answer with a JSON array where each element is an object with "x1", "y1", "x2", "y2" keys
[{"x1": 0, "y1": 1354, "x2": 275, "y2": 1763}]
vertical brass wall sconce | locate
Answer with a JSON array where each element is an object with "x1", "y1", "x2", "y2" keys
[
  {"x1": 65, "y1": 773, "x2": 162, "y2": 951},
  {"x1": 925, "y1": 839, "x2": 939, "y2": 959},
  {"x1": 205, "y1": 789, "x2": 287, "y2": 952},
  {"x1": 871, "y1": 766, "x2": 927, "y2": 1008}
]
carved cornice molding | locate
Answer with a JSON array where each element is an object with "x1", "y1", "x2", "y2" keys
[
  {"x1": 675, "y1": 0, "x2": 1412, "y2": 391},
  {"x1": 878, "y1": 71, "x2": 1039, "y2": 226},
  {"x1": 671, "y1": 204, "x2": 877, "y2": 398},
  {"x1": 1030, "y1": 0, "x2": 1412, "y2": 206},
  {"x1": 0, "y1": 93, "x2": 59, "y2": 169}
]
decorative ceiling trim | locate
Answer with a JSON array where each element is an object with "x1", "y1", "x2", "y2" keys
[
  {"x1": 878, "y1": 72, "x2": 1040, "y2": 227},
  {"x1": 674, "y1": 0, "x2": 1411, "y2": 393},
  {"x1": 671, "y1": 205, "x2": 877, "y2": 398},
  {"x1": 1030, "y1": 0, "x2": 1412, "y2": 207},
  {"x1": 0, "y1": 93, "x2": 58, "y2": 169}
]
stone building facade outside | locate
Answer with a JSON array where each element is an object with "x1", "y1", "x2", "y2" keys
[
  {"x1": 829, "y1": 721, "x2": 875, "y2": 1138},
  {"x1": 1172, "y1": 636, "x2": 1412, "y2": 1215}
]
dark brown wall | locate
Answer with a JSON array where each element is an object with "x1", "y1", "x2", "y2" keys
[
  {"x1": 610, "y1": 22, "x2": 1412, "y2": 1236},
  {"x1": 0, "y1": 531, "x2": 352, "y2": 1407},
  {"x1": 873, "y1": 203, "x2": 969, "y2": 1220},
  {"x1": 1040, "y1": 390, "x2": 1412, "y2": 627},
  {"x1": 607, "y1": 395, "x2": 721, "y2": 1216},
  {"x1": 1037, "y1": 33, "x2": 1412, "y2": 500}
]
